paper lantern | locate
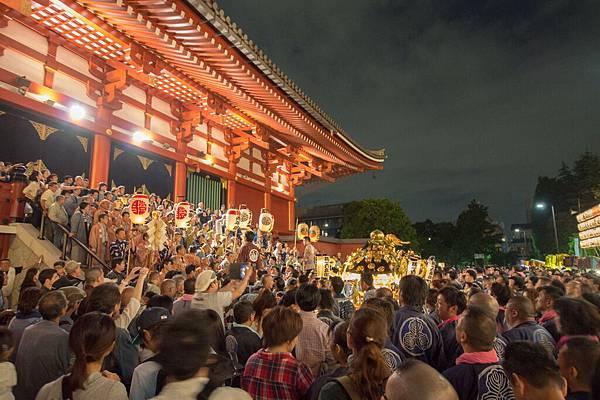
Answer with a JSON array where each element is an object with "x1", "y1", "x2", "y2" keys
[
  {"x1": 239, "y1": 205, "x2": 253, "y2": 230},
  {"x1": 130, "y1": 194, "x2": 149, "y2": 224},
  {"x1": 175, "y1": 201, "x2": 192, "y2": 228},
  {"x1": 315, "y1": 256, "x2": 330, "y2": 278},
  {"x1": 225, "y1": 209, "x2": 240, "y2": 231},
  {"x1": 309, "y1": 225, "x2": 321, "y2": 242},
  {"x1": 259, "y1": 208, "x2": 274, "y2": 233},
  {"x1": 297, "y1": 223, "x2": 309, "y2": 240}
]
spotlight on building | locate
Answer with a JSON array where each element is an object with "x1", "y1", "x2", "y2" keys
[
  {"x1": 202, "y1": 154, "x2": 214, "y2": 165},
  {"x1": 69, "y1": 104, "x2": 86, "y2": 120},
  {"x1": 133, "y1": 131, "x2": 152, "y2": 143},
  {"x1": 16, "y1": 76, "x2": 31, "y2": 95}
]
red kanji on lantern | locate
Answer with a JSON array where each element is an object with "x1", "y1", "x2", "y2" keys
[
  {"x1": 131, "y1": 199, "x2": 148, "y2": 216},
  {"x1": 176, "y1": 205, "x2": 187, "y2": 220},
  {"x1": 130, "y1": 194, "x2": 150, "y2": 224}
]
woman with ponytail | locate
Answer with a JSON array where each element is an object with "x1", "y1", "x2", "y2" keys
[
  {"x1": 36, "y1": 312, "x2": 127, "y2": 400},
  {"x1": 318, "y1": 308, "x2": 392, "y2": 400}
]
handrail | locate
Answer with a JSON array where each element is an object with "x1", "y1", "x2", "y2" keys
[{"x1": 38, "y1": 214, "x2": 110, "y2": 272}]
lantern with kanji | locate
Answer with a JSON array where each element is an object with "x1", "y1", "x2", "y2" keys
[
  {"x1": 225, "y1": 208, "x2": 240, "y2": 231},
  {"x1": 309, "y1": 225, "x2": 321, "y2": 243},
  {"x1": 297, "y1": 223, "x2": 309, "y2": 240},
  {"x1": 239, "y1": 204, "x2": 253, "y2": 230},
  {"x1": 175, "y1": 201, "x2": 192, "y2": 228},
  {"x1": 258, "y1": 208, "x2": 274, "y2": 233},
  {"x1": 130, "y1": 194, "x2": 149, "y2": 224}
]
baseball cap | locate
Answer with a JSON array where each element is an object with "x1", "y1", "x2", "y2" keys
[
  {"x1": 132, "y1": 307, "x2": 170, "y2": 343},
  {"x1": 195, "y1": 270, "x2": 217, "y2": 292},
  {"x1": 65, "y1": 260, "x2": 80, "y2": 275},
  {"x1": 58, "y1": 286, "x2": 86, "y2": 306}
]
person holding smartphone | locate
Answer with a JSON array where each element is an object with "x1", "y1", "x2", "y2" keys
[{"x1": 192, "y1": 265, "x2": 254, "y2": 327}]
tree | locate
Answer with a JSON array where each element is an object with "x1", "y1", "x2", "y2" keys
[
  {"x1": 413, "y1": 200, "x2": 503, "y2": 265},
  {"x1": 573, "y1": 152, "x2": 600, "y2": 204},
  {"x1": 453, "y1": 200, "x2": 503, "y2": 264},
  {"x1": 414, "y1": 220, "x2": 458, "y2": 263},
  {"x1": 532, "y1": 152, "x2": 600, "y2": 255},
  {"x1": 340, "y1": 199, "x2": 416, "y2": 242}
]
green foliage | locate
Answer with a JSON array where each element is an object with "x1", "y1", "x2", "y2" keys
[
  {"x1": 532, "y1": 152, "x2": 600, "y2": 254},
  {"x1": 340, "y1": 199, "x2": 416, "y2": 242},
  {"x1": 414, "y1": 220, "x2": 458, "y2": 262},
  {"x1": 414, "y1": 200, "x2": 503, "y2": 265},
  {"x1": 454, "y1": 200, "x2": 504, "y2": 262}
]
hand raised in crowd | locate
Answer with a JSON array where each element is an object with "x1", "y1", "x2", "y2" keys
[{"x1": 124, "y1": 266, "x2": 142, "y2": 283}]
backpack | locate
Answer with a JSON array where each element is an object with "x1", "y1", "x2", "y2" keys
[{"x1": 334, "y1": 376, "x2": 361, "y2": 400}]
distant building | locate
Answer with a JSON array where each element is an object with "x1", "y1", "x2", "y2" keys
[
  {"x1": 510, "y1": 223, "x2": 532, "y2": 256},
  {"x1": 297, "y1": 203, "x2": 345, "y2": 238}
]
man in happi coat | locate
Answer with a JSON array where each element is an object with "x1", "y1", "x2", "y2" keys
[
  {"x1": 392, "y1": 275, "x2": 446, "y2": 371},
  {"x1": 443, "y1": 306, "x2": 515, "y2": 400}
]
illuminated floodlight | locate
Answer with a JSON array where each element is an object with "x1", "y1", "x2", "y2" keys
[
  {"x1": 69, "y1": 104, "x2": 86, "y2": 120},
  {"x1": 133, "y1": 131, "x2": 151, "y2": 143},
  {"x1": 202, "y1": 154, "x2": 214, "y2": 165},
  {"x1": 514, "y1": 228, "x2": 521, "y2": 233},
  {"x1": 535, "y1": 203, "x2": 546, "y2": 210}
]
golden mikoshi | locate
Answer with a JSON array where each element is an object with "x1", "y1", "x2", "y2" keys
[{"x1": 342, "y1": 229, "x2": 435, "y2": 282}]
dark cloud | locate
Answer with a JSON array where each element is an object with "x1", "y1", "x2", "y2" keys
[{"x1": 217, "y1": 0, "x2": 600, "y2": 226}]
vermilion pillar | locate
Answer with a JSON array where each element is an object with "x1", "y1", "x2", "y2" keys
[
  {"x1": 264, "y1": 151, "x2": 271, "y2": 210},
  {"x1": 264, "y1": 179, "x2": 272, "y2": 211},
  {"x1": 288, "y1": 184, "x2": 295, "y2": 231},
  {"x1": 89, "y1": 134, "x2": 111, "y2": 187},
  {"x1": 227, "y1": 161, "x2": 237, "y2": 208},
  {"x1": 174, "y1": 161, "x2": 187, "y2": 202}
]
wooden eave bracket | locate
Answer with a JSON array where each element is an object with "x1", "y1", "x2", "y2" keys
[{"x1": 170, "y1": 101, "x2": 201, "y2": 144}]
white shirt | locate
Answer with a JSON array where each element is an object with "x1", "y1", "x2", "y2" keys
[
  {"x1": 36, "y1": 372, "x2": 127, "y2": 400},
  {"x1": 115, "y1": 297, "x2": 141, "y2": 330},
  {"x1": 22, "y1": 182, "x2": 40, "y2": 202},
  {"x1": 191, "y1": 291, "x2": 232, "y2": 326},
  {"x1": 0, "y1": 362, "x2": 16, "y2": 400},
  {"x1": 40, "y1": 189, "x2": 56, "y2": 210},
  {"x1": 1, "y1": 267, "x2": 15, "y2": 303}
]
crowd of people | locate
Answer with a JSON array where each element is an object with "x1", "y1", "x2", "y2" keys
[{"x1": 0, "y1": 167, "x2": 600, "y2": 400}]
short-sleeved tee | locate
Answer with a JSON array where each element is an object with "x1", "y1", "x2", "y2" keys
[{"x1": 191, "y1": 291, "x2": 233, "y2": 325}]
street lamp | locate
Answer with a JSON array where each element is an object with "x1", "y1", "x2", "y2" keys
[{"x1": 535, "y1": 202, "x2": 559, "y2": 253}]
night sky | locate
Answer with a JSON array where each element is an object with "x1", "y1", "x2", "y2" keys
[{"x1": 217, "y1": 0, "x2": 600, "y2": 227}]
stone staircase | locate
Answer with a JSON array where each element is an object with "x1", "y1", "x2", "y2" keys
[
  {"x1": 2, "y1": 223, "x2": 62, "y2": 268},
  {"x1": 1, "y1": 223, "x2": 63, "y2": 308}
]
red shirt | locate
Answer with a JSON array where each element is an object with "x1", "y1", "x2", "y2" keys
[{"x1": 242, "y1": 349, "x2": 314, "y2": 400}]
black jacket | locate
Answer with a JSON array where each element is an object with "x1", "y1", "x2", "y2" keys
[
  {"x1": 503, "y1": 320, "x2": 556, "y2": 356},
  {"x1": 225, "y1": 325, "x2": 262, "y2": 366},
  {"x1": 443, "y1": 362, "x2": 515, "y2": 400},
  {"x1": 392, "y1": 306, "x2": 446, "y2": 371}
]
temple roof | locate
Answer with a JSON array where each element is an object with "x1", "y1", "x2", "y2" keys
[
  {"x1": 187, "y1": 0, "x2": 386, "y2": 164},
  {"x1": 1, "y1": 0, "x2": 385, "y2": 179}
]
